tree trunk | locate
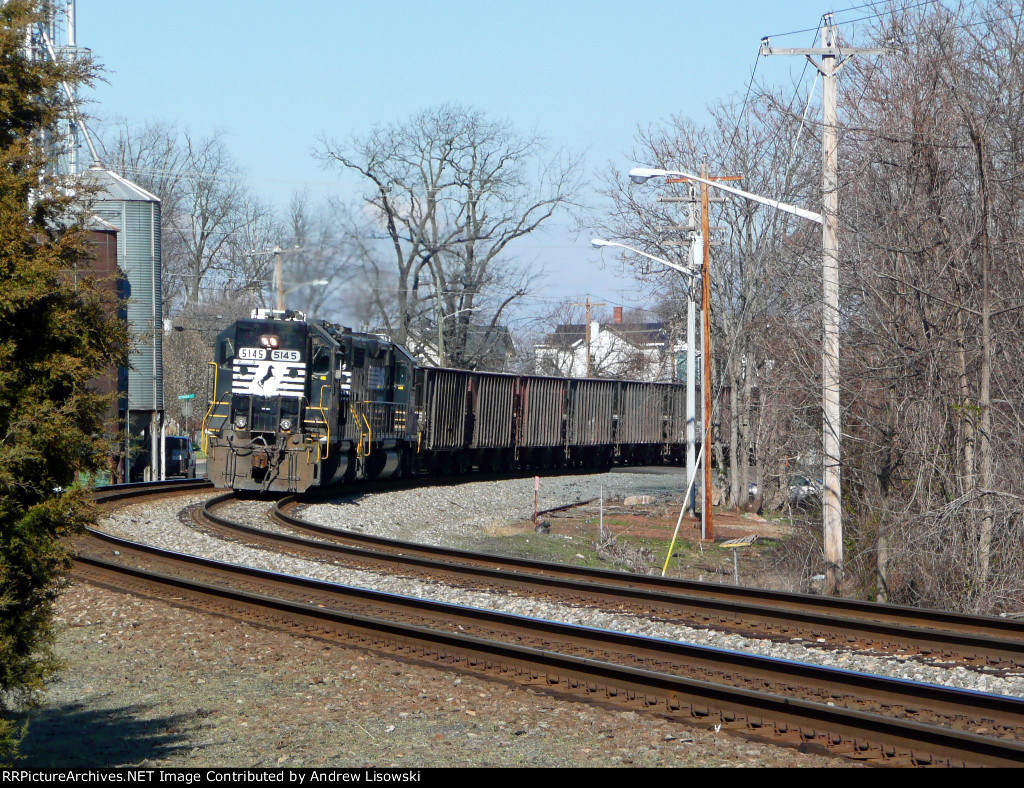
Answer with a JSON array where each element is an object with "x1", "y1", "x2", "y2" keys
[
  {"x1": 729, "y1": 353, "x2": 740, "y2": 508},
  {"x1": 972, "y1": 129, "x2": 994, "y2": 598}
]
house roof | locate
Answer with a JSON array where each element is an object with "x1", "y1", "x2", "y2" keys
[
  {"x1": 605, "y1": 322, "x2": 669, "y2": 347},
  {"x1": 541, "y1": 321, "x2": 669, "y2": 350}
]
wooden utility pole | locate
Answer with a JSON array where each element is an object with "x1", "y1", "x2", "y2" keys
[
  {"x1": 666, "y1": 166, "x2": 742, "y2": 542},
  {"x1": 760, "y1": 15, "x2": 884, "y2": 595},
  {"x1": 274, "y1": 246, "x2": 284, "y2": 311},
  {"x1": 700, "y1": 165, "x2": 714, "y2": 540},
  {"x1": 571, "y1": 298, "x2": 606, "y2": 377}
]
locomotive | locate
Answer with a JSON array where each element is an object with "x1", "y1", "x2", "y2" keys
[{"x1": 203, "y1": 309, "x2": 689, "y2": 493}]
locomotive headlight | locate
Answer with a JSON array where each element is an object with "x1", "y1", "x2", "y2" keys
[
  {"x1": 280, "y1": 418, "x2": 293, "y2": 432},
  {"x1": 234, "y1": 415, "x2": 248, "y2": 429}
]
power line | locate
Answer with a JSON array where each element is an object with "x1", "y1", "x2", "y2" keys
[{"x1": 763, "y1": 0, "x2": 944, "y2": 38}]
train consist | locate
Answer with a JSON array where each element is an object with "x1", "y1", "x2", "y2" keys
[{"x1": 203, "y1": 310, "x2": 689, "y2": 493}]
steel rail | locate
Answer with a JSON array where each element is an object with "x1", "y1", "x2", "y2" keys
[
  {"x1": 201, "y1": 492, "x2": 1024, "y2": 666},
  {"x1": 93, "y1": 478, "x2": 213, "y2": 504},
  {"x1": 72, "y1": 533, "x2": 1024, "y2": 768}
]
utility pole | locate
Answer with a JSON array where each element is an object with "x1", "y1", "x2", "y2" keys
[
  {"x1": 571, "y1": 298, "x2": 606, "y2": 377},
  {"x1": 666, "y1": 166, "x2": 742, "y2": 542},
  {"x1": 274, "y1": 246, "x2": 284, "y2": 311},
  {"x1": 761, "y1": 15, "x2": 884, "y2": 595}
]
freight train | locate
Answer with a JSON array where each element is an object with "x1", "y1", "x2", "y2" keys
[{"x1": 202, "y1": 310, "x2": 689, "y2": 493}]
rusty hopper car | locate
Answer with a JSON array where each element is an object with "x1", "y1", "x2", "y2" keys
[{"x1": 204, "y1": 311, "x2": 688, "y2": 493}]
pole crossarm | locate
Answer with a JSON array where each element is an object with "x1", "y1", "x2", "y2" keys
[{"x1": 759, "y1": 46, "x2": 887, "y2": 56}]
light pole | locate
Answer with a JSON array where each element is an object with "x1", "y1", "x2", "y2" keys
[
  {"x1": 628, "y1": 166, "x2": 833, "y2": 582},
  {"x1": 592, "y1": 239, "x2": 702, "y2": 523},
  {"x1": 438, "y1": 306, "x2": 481, "y2": 367}
]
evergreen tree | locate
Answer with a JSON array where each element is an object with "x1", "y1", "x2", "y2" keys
[{"x1": 0, "y1": 1, "x2": 128, "y2": 762}]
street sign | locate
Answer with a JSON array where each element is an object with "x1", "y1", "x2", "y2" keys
[{"x1": 178, "y1": 394, "x2": 195, "y2": 420}]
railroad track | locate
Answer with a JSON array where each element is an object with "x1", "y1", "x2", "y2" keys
[
  {"x1": 193, "y1": 491, "x2": 1024, "y2": 669},
  {"x1": 81, "y1": 479, "x2": 1024, "y2": 766},
  {"x1": 72, "y1": 521, "x2": 1024, "y2": 767},
  {"x1": 93, "y1": 477, "x2": 213, "y2": 503}
]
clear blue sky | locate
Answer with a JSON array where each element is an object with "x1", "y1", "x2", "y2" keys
[{"x1": 78, "y1": 1, "x2": 877, "y2": 319}]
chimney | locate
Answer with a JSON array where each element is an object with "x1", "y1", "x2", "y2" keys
[{"x1": 613, "y1": 306, "x2": 623, "y2": 324}]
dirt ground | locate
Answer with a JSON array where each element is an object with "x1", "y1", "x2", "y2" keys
[{"x1": 478, "y1": 495, "x2": 813, "y2": 591}]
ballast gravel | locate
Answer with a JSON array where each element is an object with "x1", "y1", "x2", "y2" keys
[
  {"x1": 28, "y1": 582, "x2": 847, "y2": 767},
  {"x1": 94, "y1": 474, "x2": 1024, "y2": 701},
  {"x1": 299, "y1": 472, "x2": 686, "y2": 543}
]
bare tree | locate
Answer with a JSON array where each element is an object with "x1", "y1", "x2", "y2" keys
[
  {"x1": 318, "y1": 104, "x2": 584, "y2": 368},
  {"x1": 101, "y1": 122, "x2": 279, "y2": 314},
  {"x1": 834, "y1": 1, "x2": 1024, "y2": 611},
  {"x1": 278, "y1": 190, "x2": 360, "y2": 322}
]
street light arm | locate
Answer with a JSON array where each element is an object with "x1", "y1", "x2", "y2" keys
[
  {"x1": 441, "y1": 306, "x2": 482, "y2": 320},
  {"x1": 284, "y1": 279, "x2": 330, "y2": 297},
  {"x1": 628, "y1": 167, "x2": 823, "y2": 225},
  {"x1": 591, "y1": 239, "x2": 699, "y2": 279}
]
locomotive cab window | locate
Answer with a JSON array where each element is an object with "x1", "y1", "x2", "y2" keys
[
  {"x1": 311, "y1": 344, "x2": 332, "y2": 377},
  {"x1": 216, "y1": 337, "x2": 235, "y2": 366}
]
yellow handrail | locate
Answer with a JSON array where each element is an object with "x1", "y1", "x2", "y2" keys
[
  {"x1": 361, "y1": 412, "x2": 372, "y2": 457},
  {"x1": 313, "y1": 384, "x2": 330, "y2": 462},
  {"x1": 201, "y1": 362, "x2": 220, "y2": 454}
]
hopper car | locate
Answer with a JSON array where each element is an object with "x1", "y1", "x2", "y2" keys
[{"x1": 203, "y1": 310, "x2": 690, "y2": 493}]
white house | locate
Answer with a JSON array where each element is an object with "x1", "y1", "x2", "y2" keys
[{"x1": 534, "y1": 307, "x2": 687, "y2": 382}]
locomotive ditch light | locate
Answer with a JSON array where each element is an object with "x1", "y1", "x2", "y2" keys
[
  {"x1": 234, "y1": 416, "x2": 248, "y2": 429},
  {"x1": 280, "y1": 418, "x2": 293, "y2": 432},
  {"x1": 259, "y1": 335, "x2": 279, "y2": 348}
]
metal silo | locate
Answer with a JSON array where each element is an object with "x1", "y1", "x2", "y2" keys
[{"x1": 85, "y1": 165, "x2": 165, "y2": 480}]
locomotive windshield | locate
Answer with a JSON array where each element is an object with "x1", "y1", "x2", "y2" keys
[{"x1": 230, "y1": 320, "x2": 307, "y2": 398}]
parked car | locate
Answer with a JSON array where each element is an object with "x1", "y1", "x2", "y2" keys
[
  {"x1": 788, "y1": 474, "x2": 822, "y2": 506},
  {"x1": 165, "y1": 436, "x2": 197, "y2": 478}
]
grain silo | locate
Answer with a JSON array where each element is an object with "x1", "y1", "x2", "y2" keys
[{"x1": 85, "y1": 165, "x2": 165, "y2": 480}]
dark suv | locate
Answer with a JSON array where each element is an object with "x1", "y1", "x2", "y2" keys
[{"x1": 165, "y1": 436, "x2": 197, "y2": 478}]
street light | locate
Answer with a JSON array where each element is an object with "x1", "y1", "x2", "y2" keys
[
  {"x1": 628, "y1": 168, "x2": 823, "y2": 224},
  {"x1": 438, "y1": 306, "x2": 481, "y2": 367},
  {"x1": 592, "y1": 238, "x2": 702, "y2": 529},
  {"x1": 591, "y1": 239, "x2": 701, "y2": 278},
  {"x1": 285, "y1": 279, "x2": 329, "y2": 297},
  {"x1": 629, "y1": 166, "x2": 841, "y2": 591}
]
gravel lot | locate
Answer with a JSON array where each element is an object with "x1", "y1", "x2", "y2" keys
[{"x1": 18, "y1": 469, "x2": 1021, "y2": 767}]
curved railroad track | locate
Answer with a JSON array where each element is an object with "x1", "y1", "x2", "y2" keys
[
  {"x1": 192, "y1": 490, "x2": 1024, "y2": 670},
  {"x1": 79, "y1": 479, "x2": 1024, "y2": 766}
]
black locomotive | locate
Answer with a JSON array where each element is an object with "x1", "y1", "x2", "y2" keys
[{"x1": 203, "y1": 310, "x2": 689, "y2": 493}]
